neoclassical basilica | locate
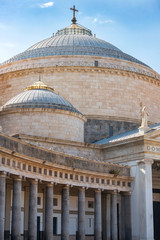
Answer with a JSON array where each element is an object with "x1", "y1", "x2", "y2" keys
[{"x1": 0, "y1": 6, "x2": 160, "y2": 240}]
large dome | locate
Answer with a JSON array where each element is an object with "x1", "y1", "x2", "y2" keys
[
  {"x1": 3, "y1": 23, "x2": 148, "y2": 67},
  {"x1": 2, "y1": 80, "x2": 81, "y2": 114}
]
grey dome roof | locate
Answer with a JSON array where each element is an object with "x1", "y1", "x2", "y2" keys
[
  {"x1": 2, "y1": 81, "x2": 81, "y2": 114},
  {"x1": 3, "y1": 23, "x2": 149, "y2": 67}
]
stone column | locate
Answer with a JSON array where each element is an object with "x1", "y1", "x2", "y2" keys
[
  {"x1": 121, "y1": 192, "x2": 132, "y2": 240},
  {"x1": 11, "y1": 177, "x2": 22, "y2": 240},
  {"x1": 45, "y1": 184, "x2": 53, "y2": 240},
  {"x1": 138, "y1": 159, "x2": 154, "y2": 240},
  {"x1": 94, "y1": 189, "x2": 102, "y2": 240},
  {"x1": 130, "y1": 159, "x2": 154, "y2": 240},
  {"x1": 0, "y1": 172, "x2": 6, "y2": 240},
  {"x1": 61, "y1": 185, "x2": 69, "y2": 240},
  {"x1": 24, "y1": 186, "x2": 29, "y2": 240},
  {"x1": 106, "y1": 193, "x2": 111, "y2": 240},
  {"x1": 28, "y1": 179, "x2": 38, "y2": 240},
  {"x1": 78, "y1": 187, "x2": 85, "y2": 240},
  {"x1": 111, "y1": 191, "x2": 118, "y2": 240},
  {"x1": 5, "y1": 183, "x2": 12, "y2": 240}
]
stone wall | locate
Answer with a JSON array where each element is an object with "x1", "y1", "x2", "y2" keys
[
  {"x1": 0, "y1": 108, "x2": 85, "y2": 142},
  {"x1": 84, "y1": 119, "x2": 139, "y2": 143},
  {"x1": 0, "y1": 56, "x2": 160, "y2": 125}
]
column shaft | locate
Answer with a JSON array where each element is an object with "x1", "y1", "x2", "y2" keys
[
  {"x1": 0, "y1": 173, "x2": 6, "y2": 240},
  {"x1": 61, "y1": 186, "x2": 69, "y2": 240},
  {"x1": 45, "y1": 184, "x2": 53, "y2": 240},
  {"x1": 11, "y1": 178, "x2": 22, "y2": 240},
  {"x1": 78, "y1": 188, "x2": 85, "y2": 240},
  {"x1": 94, "y1": 190, "x2": 102, "y2": 240},
  {"x1": 106, "y1": 194, "x2": 111, "y2": 240},
  {"x1": 28, "y1": 180, "x2": 38, "y2": 240},
  {"x1": 111, "y1": 192, "x2": 118, "y2": 240},
  {"x1": 123, "y1": 194, "x2": 132, "y2": 240}
]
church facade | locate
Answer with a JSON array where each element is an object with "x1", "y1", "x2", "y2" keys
[{"x1": 0, "y1": 6, "x2": 160, "y2": 240}]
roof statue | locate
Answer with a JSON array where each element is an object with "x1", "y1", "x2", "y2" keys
[
  {"x1": 139, "y1": 106, "x2": 150, "y2": 133},
  {"x1": 70, "y1": 5, "x2": 78, "y2": 24},
  {"x1": 141, "y1": 106, "x2": 149, "y2": 128}
]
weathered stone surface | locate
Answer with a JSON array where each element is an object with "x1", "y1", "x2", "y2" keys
[
  {"x1": 0, "y1": 133, "x2": 130, "y2": 176},
  {"x1": 84, "y1": 119, "x2": 139, "y2": 143}
]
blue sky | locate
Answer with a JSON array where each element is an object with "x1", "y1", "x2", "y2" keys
[{"x1": 0, "y1": 0, "x2": 160, "y2": 73}]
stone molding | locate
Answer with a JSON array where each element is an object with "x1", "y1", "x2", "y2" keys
[
  {"x1": 0, "y1": 57, "x2": 160, "y2": 85},
  {"x1": 0, "y1": 107, "x2": 86, "y2": 122}
]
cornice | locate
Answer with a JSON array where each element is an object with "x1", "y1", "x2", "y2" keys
[
  {"x1": 0, "y1": 107, "x2": 86, "y2": 122},
  {"x1": 0, "y1": 60, "x2": 160, "y2": 87}
]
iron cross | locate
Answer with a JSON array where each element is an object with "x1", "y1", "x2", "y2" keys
[{"x1": 70, "y1": 5, "x2": 78, "y2": 24}]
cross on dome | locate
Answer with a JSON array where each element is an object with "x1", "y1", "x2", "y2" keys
[{"x1": 70, "y1": 5, "x2": 78, "y2": 24}]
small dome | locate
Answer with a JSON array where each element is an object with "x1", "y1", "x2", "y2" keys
[{"x1": 2, "y1": 81, "x2": 81, "y2": 114}]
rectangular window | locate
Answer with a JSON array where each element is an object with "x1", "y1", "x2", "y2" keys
[
  {"x1": 28, "y1": 165, "x2": 31, "y2": 171},
  {"x1": 109, "y1": 126, "x2": 113, "y2": 137},
  {"x1": 65, "y1": 173, "x2": 68, "y2": 179},
  {"x1": 112, "y1": 180, "x2": 115, "y2": 185},
  {"x1": 49, "y1": 170, "x2": 52, "y2": 176},
  {"x1": 39, "y1": 168, "x2": 42, "y2": 174},
  {"x1": 33, "y1": 166, "x2": 36, "y2": 172},
  {"x1": 53, "y1": 198, "x2": 58, "y2": 206},
  {"x1": 95, "y1": 60, "x2": 98, "y2": 67},
  {"x1": 123, "y1": 182, "x2": 126, "y2": 187},
  {"x1": 54, "y1": 171, "x2": 57, "y2": 177},
  {"x1": 75, "y1": 175, "x2": 78, "y2": 180},
  {"x1": 128, "y1": 182, "x2": 131, "y2": 187},
  {"x1": 107, "y1": 180, "x2": 110, "y2": 185},
  {"x1": 37, "y1": 197, "x2": 41, "y2": 205},
  {"x1": 44, "y1": 169, "x2": 47, "y2": 175},
  {"x1": 70, "y1": 174, "x2": 73, "y2": 179},
  {"x1": 101, "y1": 179, "x2": 104, "y2": 184},
  {"x1": 7, "y1": 159, "x2": 10, "y2": 166},
  {"x1": 1, "y1": 157, "x2": 5, "y2": 164},
  {"x1": 117, "y1": 181, "x2": 120, "y2": 186},
  {"x1": 80, "y1": 176, "x2": 84, "y2": 181},
  {"x1": 88, "y1": 201, "x2": 94, "y2": 208},
  {"x1": 86, "y1": 176, "x2": 89, "y2": 182},
  {"x1": 23, "y1": 164, "x2": 26, "y2": 170},
  {"x1": 96, "y1": 178, "x2": 99, "y2": 183},
  {"x1": 91, "y1": 178, "x2": 94, "y2": 183},
  {"x1": 60, "y1": 172, "x2": 63, "y2": 178}
]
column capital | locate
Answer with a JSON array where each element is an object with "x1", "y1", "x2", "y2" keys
[
  {"x1": 13, "y1": 175, "x2": 22, "y2": 181},
  {"x1": 79, "y1": 187, "x2": 85, "y2": 191},
  {"x1": 95, "y1": 188, "x2": 101, "y2": 193},
  {"x1": 63, "y1": 184, "x2": 69, "y2": 189},
  {"x1": 46, "y1": 183, "x2": 54, "y2": 187},
  {"x1": 29, "y1": 178, "x2": 38, "y2": 184},
  {"x1": 137, "y1": 158, "x2": 153, "y2": 165},
  {"x1": 121, "y1": 191, "x2": 132, "y2": 196},
  {"x1": 109, "y1": 189, "x2": 118, "y2": 195},
  {"x1": 0, "y1": 171, "x2": 6, "y2": 177}
]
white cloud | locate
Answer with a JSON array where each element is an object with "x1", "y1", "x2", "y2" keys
[
  {"x1": 4, "y1": 43, "x2": 15, "y2": 48},
  {"x1": 94, "y1": 18, "x2": 98, "y2": 23},
  {"x1": 93, "y1": 18, "x2": 113, "y2": 24},
  {"x1": 40, "y1": 2, "x2": 54, "y2": 8}
]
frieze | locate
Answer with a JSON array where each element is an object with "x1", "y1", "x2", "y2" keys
[
  {"x1": 146, "y1": 145, "x2": 160, "y2": 153},
  {"x1": 0, "y1": 59, "x2": 160, "y2": 82}
]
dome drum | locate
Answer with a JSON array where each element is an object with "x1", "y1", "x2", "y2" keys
[{"x1": 0, "y1": 108, "x2": 85, "y2": 142}]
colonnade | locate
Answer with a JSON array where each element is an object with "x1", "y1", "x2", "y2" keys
[{"x1": 0, "y1": 172, "x2": 132, "y2": 240}]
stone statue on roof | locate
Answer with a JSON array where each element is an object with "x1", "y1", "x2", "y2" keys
[{"x1": 141, "y1": 106, "x2": 149, "y2": 128}]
